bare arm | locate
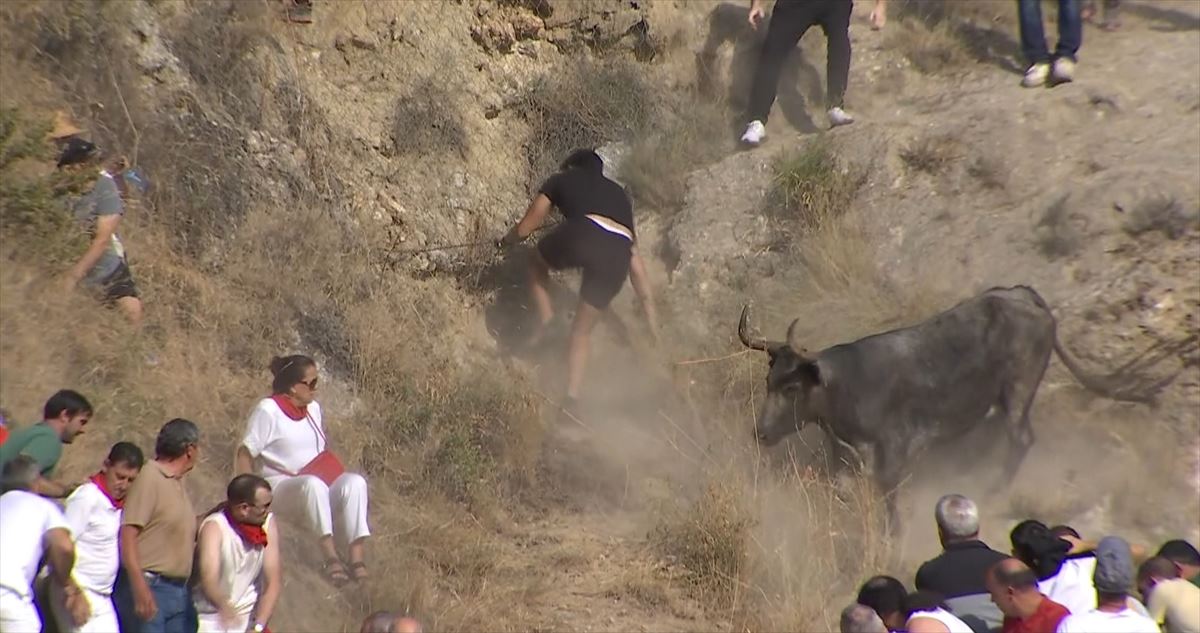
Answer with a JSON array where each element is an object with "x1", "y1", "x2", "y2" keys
[
  {"x1": 31, "y1": 476, "x2": 72, "y2": 498},
  {"x1": 627, "y1": 247, "x2": 659, "y2": 340},
  {"x1": 253, "y1": 519, "x2": 283, "y2": 628},
  {"x1": 120, "y1": 525, "x2": 157, "y2": 621},
  {"x1": 67, "y1": 214, "x2": 120, "y2": 285},
  {"x1": 196, "y1": 521, "x2": 234, "y2": 613},
  {"x1": 870, "y1": 0, "x2": 889, "y2": 29},
  {"x1": 43, "y1": 527, "x2": 77, "y2": 588},
  {"x1": 502, "y1": 194, "x2": 554, "y2": 245},
  {"x1": 235, "y1": 446, "x2": 255, "y2": 476}
]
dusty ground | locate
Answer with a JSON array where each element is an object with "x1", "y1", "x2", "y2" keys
[{"x1": 2, "y1": 0, "x2": 1197, "y2": 631}]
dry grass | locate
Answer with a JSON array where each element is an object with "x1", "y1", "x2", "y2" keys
[
  {"x1": 620, "y1": 97, "x2": 733, "y2": 214},
  {"x1": 769, "y1": 136, "x2": 865, "y2": 231},
  {"x1": 1034, "y1": 194, "x2": 1083, "y2": 259},
  {"x1": 900, "y1": 134, "x2": 961, "y2": 176},
  {"x1": 391, "y1": 77, "x2": 469, "y2": 159},
  {"x1": 968, "y1": 153, "x2": 1010, "y2": 190},
  {"x1": 518, "y1": 58, "x2": 655, "y2": 193},
  {"x1": 1122, "y1": 193, "x2": 1199, "y2": 240},
  {"x1": 886, "y1": 19, "x2": 971, "y2": 75}
]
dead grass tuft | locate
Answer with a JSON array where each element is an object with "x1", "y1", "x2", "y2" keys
[
  {"x1": 620, "y1": 97, "x2": 732, "y2": 214},
  {"x1": 769, "y1": 137, "x2": 865, "y2": 231},
  {"x1": 900, "y1": 135, "x2": 960, "y2": 175},
  {"x1": 886, "y1": 19, "x2": 970, "y2": 75},
  {"x1": 391, "y1": 77, "x2": 469, "y2": 158},
  {"x1": 1122, "y1": 194, "x2": 1199, "y2": 240},
  {"x1": 518, "y1": 58, "x2": 655, "y2": 192},
  {"x1": 1034, "y1": 194, "x2": 1083, "y2": 259},
  {"x1": 652, "y1": 481, "x2": 753, "y2": 605}
]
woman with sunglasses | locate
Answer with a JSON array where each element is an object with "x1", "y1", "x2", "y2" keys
[{"x1": 234, "y1": 355, "x2": 370, "y2": 587}]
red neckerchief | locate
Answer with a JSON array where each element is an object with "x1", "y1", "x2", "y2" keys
[
  {"x1": 90, "y1": 471, "x2": 123, "y2": 509},
  {"x1": 271, "y1": 394, "x2": 306, "y2": 421},
  {"x1": 223, "y1": 506, "x2": 268, "y2": 548}
]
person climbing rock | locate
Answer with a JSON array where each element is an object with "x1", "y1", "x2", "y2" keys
[{"x1": 497, "y1": 148, "x2": 660, "y2": 417}]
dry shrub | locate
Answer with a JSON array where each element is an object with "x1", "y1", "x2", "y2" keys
[
  {"x1": 392, "y1": 77, "x2": 469, "y2": 158},
  {"x1": 652, "y1": 480, "x2": 753, "y2": 605},
  {"x1": 900, "y1": 134, "x2": 960, "y2": 175},
  {"x1": 968, "y1": 153, "x2": 1009, "y2": 190},
  {"x1": 886, "y1": 19, "x2": 970, "y2": 75},
  {"x1": 620, "y1": 97, "x2": 733, "y2": 214},
  {"x1": 769, "y1": 137, "x2": 865, "y2": 230},
  {"x1": 1122, "y1": 194, "x2": 1199, "y2": 240},
  {"x1": 1034, "y1": 194, "x2": 1083, "y2": 259},
  {"x1": 519, "y1": 58, "x2": 655, "y2": 192}
]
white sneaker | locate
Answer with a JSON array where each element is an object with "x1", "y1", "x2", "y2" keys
[
  {"x1": 1051, "y1": 57, "x2": 1075, "y2": 85},
  {"x1": 740, "y1": 120, "x2": 766, "y2": 146},
  {"x1": 828, "y1": 106, "x2": 855, "y2": 128},
  {"x1": 1022, "y1": 62, "x2": 1050, "y2": 88}
]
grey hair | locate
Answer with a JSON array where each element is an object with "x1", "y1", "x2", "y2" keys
[
  {"x1": 934, "y1": 493, "x2": 980, "y2": 539},
  {"x1": 840, "y1": 603, "x2": 887, "y2": 633},
  {"x1": 155, "y1": 418, "x2": 200, "y2": 459},
  {"x1": 1, "y1": 455, "x2": 42, "y2": 492}
]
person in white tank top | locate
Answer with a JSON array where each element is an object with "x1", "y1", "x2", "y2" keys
[
  {"x1": 904, "y1": 591, "x2": 976, "y2": 633},
  {"x1": 193, "y1": 475, "x2": 281, "y2": 633},
  {"x1": 235, "y1": 354, "x2": 371, "y2": 588}
]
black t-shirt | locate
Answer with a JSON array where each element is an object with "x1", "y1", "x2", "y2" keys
[
  {"x1": 915, "y1": 540, "x2": 1009, "y2": 598},
  {"x1": 538, "y1": 168, "x2": 635, "y2": 238}
]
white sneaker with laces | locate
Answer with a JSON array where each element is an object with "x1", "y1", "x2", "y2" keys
[
  {"x1": 740, "y1": 120, "x2": 766, "y2": 146},
  {"x1": 1051, "y1": 57, "x2": 1076, "y2": 85},
  {"x1": 828, "y1": 106, "x2": 855, "y2": 127},
  {"x1": 1022, "y1": 62, "x2": 1050, "y2": 88}
]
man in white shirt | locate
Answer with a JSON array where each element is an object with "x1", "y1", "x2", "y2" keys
[
  {"x1": 49, "y1": 442, "x2": 144, "y2": 632},
  {"x1": 194, "y1": 474, "x2": 282, "y2": 633},
  {"x1": 0, "y1": 455, "x2": 89, "y2": 631},
  {"x1": 1057, "y1": 536, "x2": 1162, "y2": 633}
]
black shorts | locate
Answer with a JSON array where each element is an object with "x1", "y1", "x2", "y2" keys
[
  {"x1": 537, "y1": 219, "x2": 632, "y2": 310},
  {"x1": 91, "y1": 260, "x2": 140, "y2": 304}
]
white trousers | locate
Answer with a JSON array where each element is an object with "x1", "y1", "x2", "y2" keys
[
  {"x1": 0, "y1": 587, "x2": 40, "y2": 633},
  {"x1": 271, "y1": 473, "x2": 370, "y2": 546},
  {"x1": 196, "y1": 611, "x2": 250, "y2": 633},
  {"x1": 49, "y1": 584, "x2": 118, "y2": 633}
]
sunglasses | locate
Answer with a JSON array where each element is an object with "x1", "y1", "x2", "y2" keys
[{"x1": 297, "y1": 377, "x2": 318, "y2": 389}]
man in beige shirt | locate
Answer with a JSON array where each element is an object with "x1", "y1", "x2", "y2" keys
[
  {"x1": 114, "y1": 419, "x2": 200, "y2": 633},
  {"x1": 1140, "y1": 556, "x2": 1200, "y2": 633}
]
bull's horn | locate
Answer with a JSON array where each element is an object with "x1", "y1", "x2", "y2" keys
[
  {"x1": 786, "y1": 318, "x2": 808, "y2": 357},
  {"x1": 738, "y1": 304, "x2": 773, "y2": 351}
]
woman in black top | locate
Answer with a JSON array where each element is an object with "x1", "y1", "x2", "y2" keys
[{"x1": 498, "y1": 149, "x2": 659, "y2": 415}]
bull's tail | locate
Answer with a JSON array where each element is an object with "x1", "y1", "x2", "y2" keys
[{"x1": 1019, "y1": 285, "x2": 1194, "y2": 403}]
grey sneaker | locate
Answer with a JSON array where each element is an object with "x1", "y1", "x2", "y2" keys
[
  {"x1": 740, "y1": 120, "x2": 766, "y2": 146},
  {"x1": 827, "y1": 106, "x2": 855, "y2": 128}
]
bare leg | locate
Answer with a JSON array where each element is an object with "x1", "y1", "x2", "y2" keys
[
  {"x1": 318, "y1": 535, "x2": 338, "y2": 561},
  {"x1": 565, "y1": 301, "x2": 602, "y2": 399},
  {"x1": 628, "y1": 248, "x2": 659, "y2": 341},
  {"x1": 527, "y1": 251, "x2": 554, "y2": 344},
  {"x1": 115, "y1": 296, "x2": 143, "y2": 329},
  {"x1": 347, "y1": 538, "x2": 368, "y2": 580}
]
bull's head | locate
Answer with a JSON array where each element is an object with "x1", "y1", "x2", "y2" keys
[{"x1": 738, "y1": 304, "x2": 826, "y2": 446}]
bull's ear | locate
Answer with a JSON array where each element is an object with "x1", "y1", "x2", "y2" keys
[{"x1": 797, "y1": 361, "x2": 821, "y2": 386}]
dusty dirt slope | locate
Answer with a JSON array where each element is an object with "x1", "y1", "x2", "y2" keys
[{"x1": 1, "y1": 0, "x2": 1198, "y2": 631}]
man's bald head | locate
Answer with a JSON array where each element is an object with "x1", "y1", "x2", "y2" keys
[
  {"x1": 359, "y1": 612, "x2": 423, "y2": 633},
  {"x1": 989, "y1": 557, "x2": 1039, "y2": 590}
]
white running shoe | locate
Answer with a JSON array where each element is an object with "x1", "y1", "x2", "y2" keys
[
  {"x1": 828, "y1": 106, "x2": 855, "y2": 128},
  {"x1": 1051, "y1": 57, "x2": 1076, "y2": 85},
  {"x1": 740, "y1": 120, "x2": 766, "y2": 146},
  {"x1": 1022, "y1": 62, "x2": 1050, "y2": 88}
]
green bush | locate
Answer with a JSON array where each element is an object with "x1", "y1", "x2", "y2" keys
[{"x1": 769, "y1": 137, "x2": 863, "y2": 229}]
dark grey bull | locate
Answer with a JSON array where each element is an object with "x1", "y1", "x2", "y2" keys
[{"x1": 738, "y1": 285, "x2": 1170, "y2": 531}]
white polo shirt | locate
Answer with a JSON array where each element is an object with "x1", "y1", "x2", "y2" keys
[
  {"x1": 1056, "y1": 607, "x2": 1162, "y2": 633},
  {"x1": 63, "y1": 480, "x2": 123, "y2": 595},
  {"x1": 0, "y1": 490, "x2": 69, "y2": 599}
]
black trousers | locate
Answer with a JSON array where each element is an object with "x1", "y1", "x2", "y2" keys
[{"x1": 746, "y1": 0, "x2": 853, "y2": 122}]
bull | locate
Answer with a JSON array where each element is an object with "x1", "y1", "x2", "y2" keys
[{"x1": 738, "y1": 285, "x2": 1175, "y2": 531}]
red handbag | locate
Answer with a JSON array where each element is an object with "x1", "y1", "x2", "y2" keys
[{"x1": 280, "y1": 412, "x2": 346, "y2": 486}]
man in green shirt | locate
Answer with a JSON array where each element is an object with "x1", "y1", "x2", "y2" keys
[{"x1": 0, "y1": 390, "x2": 92, "y2": 498}]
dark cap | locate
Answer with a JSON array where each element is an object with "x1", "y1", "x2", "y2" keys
[{"x1": 56, "y1": 137, "x2": 100, "y2": 168}]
